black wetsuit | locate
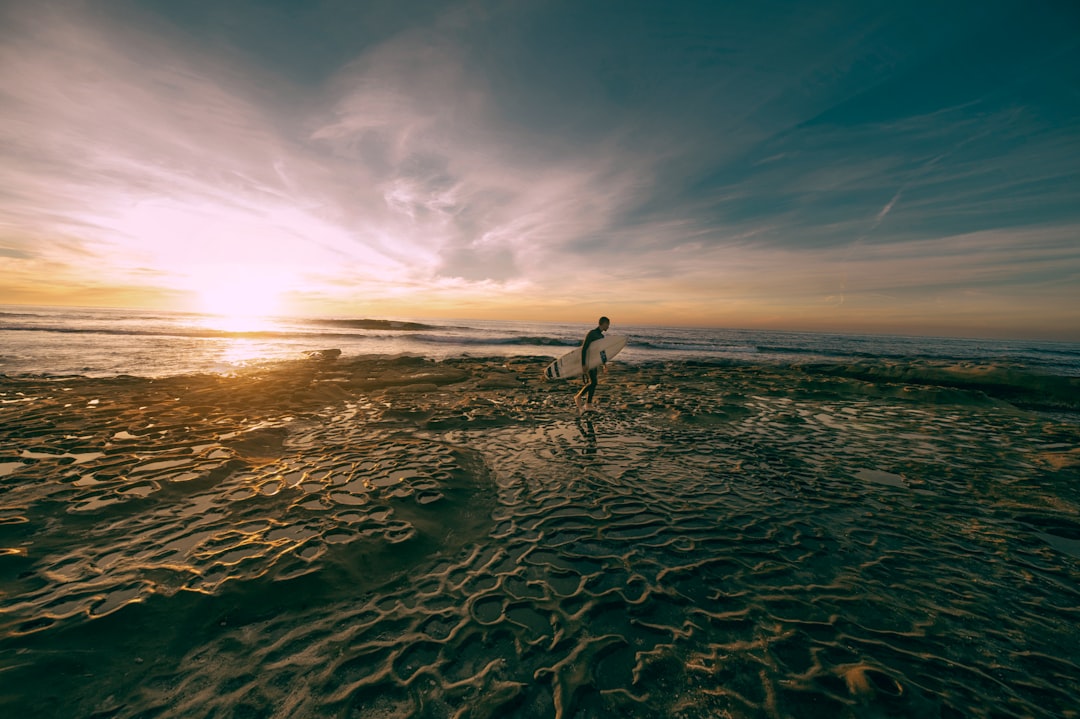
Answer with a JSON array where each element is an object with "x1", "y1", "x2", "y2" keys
[{"x1": 580, "y1": 327, "x2": 605, "y2": 403}]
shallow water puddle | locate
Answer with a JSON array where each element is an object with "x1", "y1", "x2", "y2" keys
[
  {"x1": 18, "y1": 449, "x2": 105, "y2": 464},
  {"x1": 855, "y1": 468, "x2": 907, "y2": 488}
]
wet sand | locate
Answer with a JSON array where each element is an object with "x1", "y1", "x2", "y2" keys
[{"x1": 1, "y1": 355, "x2": 1079, "y2": 718}]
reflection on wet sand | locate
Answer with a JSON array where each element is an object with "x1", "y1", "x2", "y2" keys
[{"x1": 1, "y1": 355, "x2": 1078, "y2": 717}]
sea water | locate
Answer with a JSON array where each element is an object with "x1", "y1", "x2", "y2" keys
[{"x1": 3, "y1": 305, "x2": 1078, "y2": 378}]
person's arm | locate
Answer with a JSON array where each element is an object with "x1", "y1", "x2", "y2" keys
[{"x1": 580, "y1": 330, "x2": 596, "y2": 376}]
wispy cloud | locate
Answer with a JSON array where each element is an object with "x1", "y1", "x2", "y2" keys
[
  {"x1": 874, "y1": 189, "x2": 903, "y2": 225},
  {"x1": 0, "y1": 3, "x2": 659, "y2": 303},
  {"x1": 303, "y1": 20, "x2": 663, "y2": 288}
]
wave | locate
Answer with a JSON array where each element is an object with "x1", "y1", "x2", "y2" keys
[
  {"x1": 754, "y1": 344, "x2": 929, "y2": 360},
  {"x1": 756, "y1": 344, "x2": 841, "y2": 356},
  {"x1": 309, "y1": 318, "x2": 442, "y2": 331},
  {"x1": 632, "y1": 339, "x2": 752, "y2": 352},
  {"x1": 1032, "y1": 345, "x2": 1080, "y2": 359},
  {"x1": 0, "y1": 319, "x2": 443, "y2": 341},
  {"x1": 0, "y1": 321, "x2": 579, "y2": 350},
  {"x1": 0, "y1": 324, "x2": 302, "y2": 340},
  {"x1": 412, "y1": 334, "x2": 577, "y2": 347}
]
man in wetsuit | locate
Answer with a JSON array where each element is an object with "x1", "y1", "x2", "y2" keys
[{"x1": 574, "y1": 316, "x2": 610, "y2": 414}]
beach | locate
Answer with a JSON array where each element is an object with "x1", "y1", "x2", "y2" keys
[
  {"x1": 2, "y1": 352, "x2": 1079, "y2": 718},
  {"x1": 4, "y1": 0, "x2": 1080, "y2": 713}
]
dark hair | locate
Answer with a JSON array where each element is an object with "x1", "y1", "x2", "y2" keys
[{"x1": 599, "y1": 316, "x2": 610, "y2": 325}]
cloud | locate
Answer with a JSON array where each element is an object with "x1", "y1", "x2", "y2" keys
[
  {"x1": 874, "y1": 189, "x2": 903, "y2": 225},
  {"x1": 0, "y1": 3, "x2": 475, "y2": 308},
  {"x1": 0, "y1": 1, "x2": 660, "y2": 303},
  {"x1": 304, "y1": 19, "x2": 662, "y2": 287}
]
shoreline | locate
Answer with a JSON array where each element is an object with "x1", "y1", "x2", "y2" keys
[
  {"x1": 5, "y1": 306, "x2": 1080, "y2": 381},
  {"x1": 3, "y1": 350, "x2": 1077, "y2": 414}
]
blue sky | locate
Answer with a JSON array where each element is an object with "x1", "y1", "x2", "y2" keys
[{"x1": 1, "y1": 0, "x2": 1078, "y2": 338}]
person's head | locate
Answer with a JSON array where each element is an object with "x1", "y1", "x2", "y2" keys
[{"x1": 598, "y1": 316, "x2": 610, "y2": 331}]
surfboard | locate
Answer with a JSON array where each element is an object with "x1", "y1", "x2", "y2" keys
[{"x1": 544, "y1": 335, "x2": 627, "y2": 380}]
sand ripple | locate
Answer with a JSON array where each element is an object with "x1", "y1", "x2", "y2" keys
[{"x1": 1, "y1": 357, "x2": 1078, "y2": 718}]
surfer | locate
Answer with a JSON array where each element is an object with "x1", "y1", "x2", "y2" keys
[{"x1": 575, "y1": 316, "x2": 610, "y2": 414}]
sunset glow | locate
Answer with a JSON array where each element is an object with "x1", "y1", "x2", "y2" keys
[
  {"x1": 1, "y1": 1, "x2": 1077, "y2": 339},
  {"x1": 193, "y1": 274, "x2": 284, "y2": 329}
]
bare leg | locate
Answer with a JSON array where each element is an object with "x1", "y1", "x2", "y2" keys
[{"x1": 576, "y1": 368, "x2": 598, "y2": 414}]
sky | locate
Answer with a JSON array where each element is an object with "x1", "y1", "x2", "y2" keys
[{"x1": 1, "y1": 0, "x2": 1078, "y2": 339}]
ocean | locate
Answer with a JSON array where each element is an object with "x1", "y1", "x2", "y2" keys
[
  {"x1": 3, "y1": 304, "x2": 1078, "y2": 379},
  {"x1": 2, "y1": 305, "x2": 1079, "y2": 718}
]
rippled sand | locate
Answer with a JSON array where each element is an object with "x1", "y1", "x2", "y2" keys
[{"x1": 1, "y1": 355, "x2": 1078, "y2": 718}]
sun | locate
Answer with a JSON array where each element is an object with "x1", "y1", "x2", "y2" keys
[
  {"x1": 192, "y1": 271, "x2": 287, "y2": 331},
  {"x1": 199, "y1": 283, "x2": 280, "y2": 318}
]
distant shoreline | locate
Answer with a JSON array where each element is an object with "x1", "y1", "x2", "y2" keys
[
  {"x1": 3, "y1": 352, "x2": 1078, "y2": 414},
  {"x1": 3, "y1": 305, "x2": 1079, "y2": 380}
]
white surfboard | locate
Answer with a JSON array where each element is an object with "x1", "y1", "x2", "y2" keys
[{"x1": 544, "y1": 335, "x2": 627, "y2": 380}]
